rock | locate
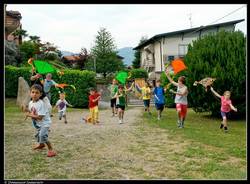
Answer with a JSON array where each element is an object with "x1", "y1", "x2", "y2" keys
[{"x1": 16, "y1": 77, "x2": 30, "y2": 111}]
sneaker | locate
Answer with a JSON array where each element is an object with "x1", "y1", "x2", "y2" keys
[
  {"x1": 47, "y1": 150, "x2": 57, "y2": 157},
  {"x1": 224, "y1": 127, "x2": 228, "y2": 133},
  {"x1": 177, "y1": 120, "x2": 181, "y2": 127},
  {"x1": 220, "y1": 124, "x2": 224, "y2": 129},
  {"x1": 33, "y1": 144, "x2": 45, "y2": 150},
  {"x1": 64, "y1": 121, "x2": 68, "y2": 124},
  {"x1": 50, "y1": 114, "x2": 53, "y2": 117},
  {"x1": 157, "y1": 116, "x2": 161, "y2": 120},
  {"x1": 119, "y1": 120, "x2": 122, "y2": 124}
]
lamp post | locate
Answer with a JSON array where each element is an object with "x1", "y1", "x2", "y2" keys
[{"x1": 93, "y1": 56, "x2": 96, "y2": 73}]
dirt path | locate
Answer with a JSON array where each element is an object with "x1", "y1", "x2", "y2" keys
[{"x1": 41, "y1": 107, "x2": 191, "y2": 179}]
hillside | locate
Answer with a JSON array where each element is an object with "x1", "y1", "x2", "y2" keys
[{"x1": 118, "y1": 47, "x2": 135, "y2": 66}]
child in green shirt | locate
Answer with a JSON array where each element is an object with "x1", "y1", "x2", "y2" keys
[{"x1": 115, "y1": 83, "x2": 134, "y2": 124}]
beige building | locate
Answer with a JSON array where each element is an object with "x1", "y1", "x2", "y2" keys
[
  {"x1": 4, "y1": 5, "x2": 22, "y2": 45},
  {"x1": 133, "y1": 19, "x2": 244, "y2": 81}
]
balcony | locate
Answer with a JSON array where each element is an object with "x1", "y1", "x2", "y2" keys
[{"x1": 143, "y1": 58, "x2": 154, "y2": 67}]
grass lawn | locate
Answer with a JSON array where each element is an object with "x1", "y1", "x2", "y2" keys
[
  {"x1": 4, "y1": 98, "x2": 246, "y2": 179},
  {"x1": 142, "y1": 107, "x2": 246, "y2": 179}
]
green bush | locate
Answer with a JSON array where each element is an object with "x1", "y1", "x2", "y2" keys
[
  {"x1": 5, "y1": 66, "x2": 96, "y2": 108},
  {"x1": 5, "y1": 66, "x2": 31, "y2": 97},
  {"x1": 129, "y1": 68, "x2": 148, "y2": 79},
  {"x1": 184, "y1": 30, "x2": 246, "y2": 118}
]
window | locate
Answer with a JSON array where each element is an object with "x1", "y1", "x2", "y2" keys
[
  {"x1": 167, "y1": 55, "x2": 175, "y2": 62},
  {"x1": 178, "y1": 44, "x2": 188, "y2": 57}
]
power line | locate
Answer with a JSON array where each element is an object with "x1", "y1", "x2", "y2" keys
[{"x1": 187, "y1": 5, "x2": 246, "y2": 36}]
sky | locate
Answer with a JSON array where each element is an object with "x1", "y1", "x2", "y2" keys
[{"x1": 6, "y1": 4, "x2": 247, "y2": 53}]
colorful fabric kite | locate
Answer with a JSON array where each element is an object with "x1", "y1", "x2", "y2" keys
[
  {"x1": 28, "y1": 58, "x2": 63, "y2": 76},
  {"x1": 165, "y1": 58, "x2": 187, "y2": 75},
  {"x1": 115, "y1": 71, "x2": 128, "y2": 85},
  {"x1": 171, "y1": 58, "x2": 187, "y2": 74},
  {"x1": 56, "y1": 84, "x2": 76, "y2": 94},
  {"x1": 193, "y1": 77, "x2": 216, "y2": 92}
]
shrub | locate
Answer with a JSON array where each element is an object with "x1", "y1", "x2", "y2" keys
[
  {"x1": 129, "y1": 68, "x2": 148, "y2": 80},
  {"x1": 184, "y1": 30, "x2": 246, "y2": 118},
  {"x1": 5, "y1": 66, "x2": 96, "y2": 108}
]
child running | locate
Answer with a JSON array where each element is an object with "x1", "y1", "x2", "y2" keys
[
  {"x1": 210, "y1": 87, "x2": 237, "y2": 132},
  {"x1": 25, "y1": 84, "x2": 56, "y2": 157},
  {"x1": 115, "y1": 83, "x2": 134, "y2": 124},
  {"x1": 42, "y1": 73, "x2": 59, "y2": 102},
  {"x1": 165, "y1": 70, "x2": 188, "y2": 128},
  {"x1": 108, "y1": 79, "x2": 118, "y2": 117},
  {"x1": 54, "y1": 92, "x2": 73, "y2": 124},
  {"x1": 84, "y1": 88, "x2": 101, "y2": 125},
  {"x1": 135, "y1": 81, "x2": 152, "y2": 115},
  {"x1": 153, "y1": 80, "x2": 166, "y2": 120}
]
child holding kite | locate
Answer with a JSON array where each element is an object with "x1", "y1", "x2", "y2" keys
[
  {"x1": 24, "y1": 84, "x2": 56, "y2": 157},
  {"x1": 83, "y1": 88, "x2": 101, "y2": 125},
  {"x1": 210, "y1": 87, "x2": 237, "y2": 132},
  {"x1": 165, "y1": 71, "x2": 188, "y2": 128},
  {"x1": 42, "y1": 73, "x2": 59, "y2": 102},
  {"x1": 54, "y1": 92, "x2": 73, "y2": 124},
  {"x1": 115, "y1": 83, "x2": 134, "y2": 124},
  {"x1": 153, "y1": 80, "x2": 167, "y2": 120},
  {"x1": 108, "y1": 79, "x2": 119, "y2": 117},
  {"x1": 135, "y1": 81, "x2": 152, "y2": 115}
]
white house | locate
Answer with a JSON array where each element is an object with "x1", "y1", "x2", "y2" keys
[{"x1": 133, "y1": 19, "x2": 245, "y2": 81}]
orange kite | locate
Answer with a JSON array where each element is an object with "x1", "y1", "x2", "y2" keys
[{"x1": 171, "y1": 58, "x2": 187, "y2": 74}]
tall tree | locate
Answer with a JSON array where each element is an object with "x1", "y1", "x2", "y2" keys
[
  {"x1": 12, "y1": 29, "x2": 28, "y2": 44},
  {"x1": 88, "y1": 27, "x2": 125, "y2": 77},
  {"x1": 132, "y1": 36, "x2": 148, "y2": 68},
  {"x1": 29, "y1": 35, "x2": 41, "y2": 44}
]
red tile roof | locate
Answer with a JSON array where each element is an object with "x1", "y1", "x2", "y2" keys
[{"x1": 63, "y1": 55, "x2": 81, "y2": 61}]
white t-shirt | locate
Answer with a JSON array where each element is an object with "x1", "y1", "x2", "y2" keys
[
  {"x1": 55, "y1": 99, "x2": 69, "y2": 113},
  {"x1": 28, "y1": 99, "x2": 51, "y2": 127},
  {"x1": 175, "y1": 85, "x2": 188, "y2": 105}
]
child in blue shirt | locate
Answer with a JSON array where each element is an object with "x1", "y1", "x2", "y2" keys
[{"x1": 153, "y1": 80, "x2": 167, "y2": 120}]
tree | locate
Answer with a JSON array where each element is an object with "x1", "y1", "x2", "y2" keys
[
  {"x1": 88, "y1": 27, "x2": 125, "y2": 77},
  {"x1": 132, "y1": 36, "x2": 148, "y2": 68},
  {"x1": 29, "y1": 35, "x2": 41, "y2": 44},
  {"x1": 77, "y1": 47, "x2": 89, "y2": 70},
  {"x1": 19, "y1": 41, "x2": 40, "y2": 64},
  {"x1": 184, "y1": 30, "x2": 246, "y2": 118},
  {"x1": 12, "y1": 29, "x2": 28, "y2": 44}
]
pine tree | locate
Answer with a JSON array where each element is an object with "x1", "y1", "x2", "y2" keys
[{"x1": 89, "y1": 28, "x2": 125, "y2": 77}]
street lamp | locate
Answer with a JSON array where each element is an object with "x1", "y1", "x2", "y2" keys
[{"x1": 94, "y1": 56, "x2": 96, "y2": 73}]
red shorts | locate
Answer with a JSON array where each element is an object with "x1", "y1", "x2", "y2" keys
[{"x1": 176, "y1": 103, "x2": 187, "y2": 118}]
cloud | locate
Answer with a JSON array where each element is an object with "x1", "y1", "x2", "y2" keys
[{"x1": 6, "y1": 4, "x2": 246, "y2": 53}]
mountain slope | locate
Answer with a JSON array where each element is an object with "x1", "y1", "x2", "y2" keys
[{"x1": 118, "y1": 47, "x2": 135, "y2": 66}]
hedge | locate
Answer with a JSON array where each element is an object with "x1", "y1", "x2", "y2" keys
[
  {"x1": 129, "y1": 68, "x2": 148, "y2": 80},
  {"x1": 5, "y1": 65, "x2": 96, "y2": 108}
]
